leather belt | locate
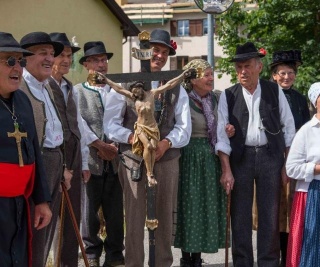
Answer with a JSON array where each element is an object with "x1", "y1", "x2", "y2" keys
[
  {"x1": 244, "y1": 144, "x2": 268, "y2": 149},
  {"x1": 42, "y1": 146, "x2": 61, "y2": 152}
]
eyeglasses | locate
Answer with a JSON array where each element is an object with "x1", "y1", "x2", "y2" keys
[
  {"x1": 0, "y1": 56, "x2": 27, "y2": 67},
  {"x1": 276, "y1": 71, "x2": 296, "y2": 77},
  {"x1": 86, "y1": 58, "x2": 109, "y2": 65}
]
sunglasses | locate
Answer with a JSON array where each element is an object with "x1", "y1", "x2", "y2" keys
[{"x1": 0, "y1": 56, "x2": 27, "y2": 67}]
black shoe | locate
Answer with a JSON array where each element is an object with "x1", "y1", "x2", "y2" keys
[
  {"x1": 103, "y1": 259, "x2": 125, "y2": 267},
  {"x1": 180, "y1": 258, "x2": 192, "y2": 267},
  {"x1": 192, "y1": 258, "x2": 203, "y2": 267}
]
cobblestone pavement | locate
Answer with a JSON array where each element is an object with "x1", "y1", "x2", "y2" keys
[{"x1": 77, "y1": 231, "x2": 258, "y2": 267}]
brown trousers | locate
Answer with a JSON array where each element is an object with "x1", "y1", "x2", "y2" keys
[
  {"x1": 31, "y1": 148, "x2": 63, "y2": 267},
  {"x1": 53, "y1": 135, "x2": 82, "y2": 267},
  {"x1": 119, "y1": 156, "x2": 179, "y2": 267}
]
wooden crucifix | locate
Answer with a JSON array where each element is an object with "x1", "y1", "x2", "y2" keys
[
  {"x1": 8, "y1": 122, "x2": 27, "y2": 167},
  {"x1": 88, "y1": 30, "x2": 184, "y2": 267},
  {"x1": 88, "y1": 70, "x2": 186, "y2": 186}
]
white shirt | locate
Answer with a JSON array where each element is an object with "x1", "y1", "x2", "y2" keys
[
  {"x1": 216, "y1": 81, "x2": 295, "y2": 155},
  {"x1": 23, "y1": 69, "x2": 63, "y2": 148},
  {"x1": 52, "y1": 77, "x2": 89, "y2": 170},
  {"x1": 76, "y1": 82, "x2": 111, "y2": 145},
  {"x1": 56, "y1": 77, "x2": 69, "y2": 103},
  {"x1": 286, "y1": 115, "x2": 320, "y2": 192},
  {"x1": 103, "y1": 82, "x2": 191, "y2": 148}
]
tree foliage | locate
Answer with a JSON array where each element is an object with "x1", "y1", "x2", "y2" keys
[{"x1": 215, "y1": 0, "x2": 320, "y2": 94}]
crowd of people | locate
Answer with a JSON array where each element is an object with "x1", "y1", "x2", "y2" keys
[{"x1": 0, "y1": 27, "x2": 319, "y2": 267}]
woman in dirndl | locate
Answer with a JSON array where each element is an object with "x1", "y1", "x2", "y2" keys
[
  {"x1": 286, "y1": 82, "x2": 320, "y2": 267},
  {"x1": 174, "y1": 59, "x2": 232, "y2": 267}
]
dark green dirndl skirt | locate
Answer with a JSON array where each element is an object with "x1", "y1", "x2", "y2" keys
[{"x1": 174, "y1": 137, "x2": 227, "y2": 253}]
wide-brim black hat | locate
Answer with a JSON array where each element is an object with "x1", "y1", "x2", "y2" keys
[
  {"x1": 79, "y1": 41, "x2": 113, "y2": 65},
  {"x1": 0, "y1": 32, "x2": 34, "y2": 56},
  {"x1": 230, "y1": 42, "x2": 265, "y2": 62},
  {"x1": 270, "y1": 50, "x2": 302, "y2": 68},
  {"x1": 150, "y1": 29, "x2": 176, "y2": 56},
  {"x1": 20, "y1": 31, "x2": 64, "y2": 57},
  {"x1": 49, "y1": 32, "x2": 81, "y2": 54}
]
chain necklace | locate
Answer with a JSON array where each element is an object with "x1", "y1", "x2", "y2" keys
[
  {"x1": 155, "y1": 80, "x2": 168, "y2": 127},
  {"x1": 156, "y1": 92, "x2": 167, "y2": 127},
  {"x1": 0, "y1": 98, "x2": 17, "y2": 124}
]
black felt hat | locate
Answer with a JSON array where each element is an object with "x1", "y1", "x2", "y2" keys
[
  {"x1": 270, "y1": 50, "x2": 302, "y2": 68},
  {"x1": 20, "y1": 31, "x2": 64, "y2": 57},
  {"x1": 150, "y1": 29, "x2": 176, "y2": 56},
  {"x1": 49, "y1": 32, "x2": 81, "y2": 54},
  {"x1": 79, "y1": 41, "x2": 113, "y2": 65},
  {"x1": 0, "y1": 32, "x2": 34, "y2": 56},
  {"x1": 230, "y1": 42, "x2": 265, "y2": 62}
]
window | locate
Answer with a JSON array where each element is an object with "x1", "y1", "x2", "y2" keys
[
  {"x1": 201, "y1": 55, "x2": 208, "y2": 62},
  {"x1": 189, "y1": 20, "x2": 203, "y2": 36},
  {"x1": 178, "y1": 20, "x2": 189, "y2": 36},
  {"x1": 170, "y1": 21, "x2": 177, "y2": 37},
  {"x1": 177, "y1": 56, "x2": 189, "y2": 70},
  {"x1": 203, "y1": 18, "x2": 208, "y2": 35},
  {"x1": 171, "y1": 19, "x2": 208, "y2": 37}
]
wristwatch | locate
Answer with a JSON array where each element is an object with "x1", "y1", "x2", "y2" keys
[{"x1": 164, "y1": 138, "x2": 172, "y2": 148}]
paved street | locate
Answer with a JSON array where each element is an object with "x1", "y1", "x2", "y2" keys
[{"x1": 77, "y1": 230, "x2": 258, "y2": 267}]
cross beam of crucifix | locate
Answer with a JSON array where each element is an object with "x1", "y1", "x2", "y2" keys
[{"x1": 106, "y1": 70, "x2": 182, "y2": 84}]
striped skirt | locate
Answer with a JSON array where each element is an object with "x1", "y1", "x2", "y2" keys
[
  {"x1": 286, "y1": 191, "x2": 307, "y2": 267},
  {"x1": 299, "y1": 180, "x2": 320, "y2": 267}
]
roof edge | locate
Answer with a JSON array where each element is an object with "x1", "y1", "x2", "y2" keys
[{"x1": 101, "y1": 0, "x2": 140, "y2": 37}]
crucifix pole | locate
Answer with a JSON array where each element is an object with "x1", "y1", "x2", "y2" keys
[{"x1": 136, "y1": 31, "x2": 157, "y2": 267}]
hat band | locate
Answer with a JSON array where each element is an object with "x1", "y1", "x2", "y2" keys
[{"x1": 234, "y1": 52, "x2": 260, "y2": 59}]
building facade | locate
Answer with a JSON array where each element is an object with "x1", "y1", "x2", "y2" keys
[
  {"x1": 0, "y1": 0, "x2": 139, "y2": 84},
  {"x1": 117, "y1": 0, "x2": 233, "y2": 90}
]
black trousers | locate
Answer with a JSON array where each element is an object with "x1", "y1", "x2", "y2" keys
[
  {"x1": 0, "y1": 196, "x2": 27, "y2": 267},
  {"x1": 230, "y1": 146, "x2": 284, "y2": 267},
  {"x1": 81, "y1": 166, "x2": 124, "y2": 263}
]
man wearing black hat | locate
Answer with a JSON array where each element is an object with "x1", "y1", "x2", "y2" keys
[
  {"x1": 0, "y1": 32, "x2": 51, "y2": 267},
  {"x1": 216, "y1": 42, "x2": 295, "y2": 266},
  {"x1": 19, "y1": 31, "x2": 66, "y2": 267},
  {"x1": 270, "y1": 49, "x2": 310, "y2": 267},
  {"x1": 104, "y1": 28, "x2": 191, "y2": 267},
  {"x1": 48, "y1": 32, "x2": 90, "y2": 267},
  {"x1": 75, "y1": 41, "x2": 124, "y2": 267}
]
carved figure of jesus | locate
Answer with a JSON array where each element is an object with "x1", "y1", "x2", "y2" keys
[{"x1": 89, "y1": 70, "x2": 193, "y2": 186}]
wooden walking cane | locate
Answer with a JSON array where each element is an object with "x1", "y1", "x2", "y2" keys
[
  {"x1": 225, "y1": 188, "x2": 231, "y2": 267},
  {"x1": 56, "y1": 192, "x2": 66, "y2": 267},
  {"x1": 61, "y1": 183, "x2": 90, "y2": 267}
]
